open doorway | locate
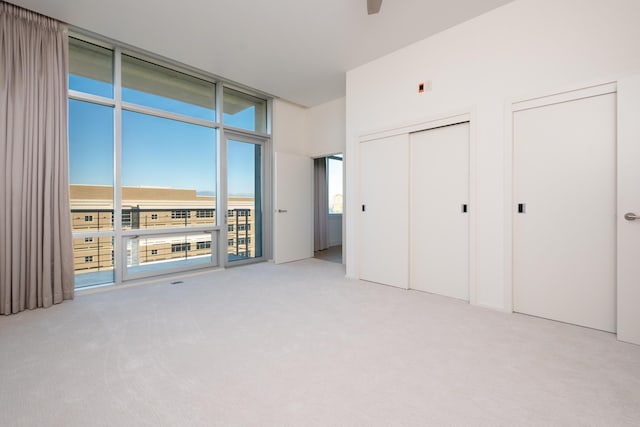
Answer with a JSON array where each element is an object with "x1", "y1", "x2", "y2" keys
[{"x1": 314, "y1": 154, "x2": 343, "y2": 263}]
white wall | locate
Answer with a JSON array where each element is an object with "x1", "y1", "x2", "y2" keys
[
  {"x1": 271, "y1": 97, "x2": 346, "y2": 261},
  {"x1": 308, "y1": 97, "x2": 346, "y2": 158},
  {"x1": 272, "y1": 96, "x2": 346, "y2": 156},
  {"x1": 345, "y1": 0, "x2": 640, "y2": 310},
  {"x1": 272, "y1": 99, "x2": 308, "y2": 155}
]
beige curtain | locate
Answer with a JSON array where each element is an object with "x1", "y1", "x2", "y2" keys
[
  {"x1": 0, "y1": 2, "x2": 74, "y2": 314},
  {"x1": 314, "y1": 158, "x2": 329, "y2": 251}
]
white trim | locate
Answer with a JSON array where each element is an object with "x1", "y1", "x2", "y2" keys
[
  {"x1": 121, "y1": 102, "x2": 219, "y2": 129},
  {"x1": 121, "y1": 225, "x2": 219, "y2": 237},
  {"x1": 359, "y1": 110, "x2": 472, "y2": 142},
  {"x1": 506, "y1": 75, "x2": 622, "y2": 110},
  {"x1": 113, "y1": 46, "x2": 123, "y2": 285},
  {"x1": 215, "y1": 83, "x2": 225, "y2": 269},
  {"x1": 468, "y1": 107, "x2": 478, "y2": 306},
  {"x1": 503, "y1": 99, "x2": 514, "y2": 313},
  {"x1": 222, "y1": 124, "x2": 270, "y2": 140},
  {"x1": 512, "y1": 82, "x2": 617, "y2": 112},
  {"x1": 224, "y1": 130, "x2": 269, "y2": 146},
  {"x1": 68, "y1": 90, "x2": 115, "y2": 107},
  {"x1": 71, "y1": 230, "x2": 115, "y2": 239}
]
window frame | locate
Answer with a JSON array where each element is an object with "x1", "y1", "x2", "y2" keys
[
  {"x1": 68, "y1": 31, "x2": 272, "y2": 289},
  {"x1": 222, "y1": 131, "x2": 270, "y2": 266}
]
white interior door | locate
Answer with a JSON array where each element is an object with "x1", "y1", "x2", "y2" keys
[
  {"x1": 273, "y1": 151, "x2": 312, "y2": 264},
  {"x1": 410, "y1": 123, "x2": 469, "y2": 300},
  {"x1": 617, "y1": 76, "x2": 640, "y2": 345},
  {"x1": 513, "y1": 92, "x2": 617, "y2": 332},
  {"x1": 359, "y1": 134, "x2": 409, "y2": 288}
]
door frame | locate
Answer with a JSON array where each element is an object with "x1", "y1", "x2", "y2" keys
[
  {"x1": 312, "y1": 152, "x2": 344, "y2": 261},
  {"x1": 358, "y1": 110, "x2": 477, "y2": 303},
  {"x1": 221, "y1": 129, "x2": 272, "y2": 267},
  {"x1": 504, "y1": 80, "x2": 617, "y2": 315}
]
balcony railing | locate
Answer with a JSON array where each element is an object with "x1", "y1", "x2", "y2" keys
[
  {"x1": 124, "y1": 232, "x2": 217, "y2": 279},
  {"x1": 71, "y1": 207, "x2": 255, "y2": 286}
]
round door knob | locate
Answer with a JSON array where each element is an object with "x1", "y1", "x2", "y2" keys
[{"x1": 624, "y1": 212, "x2": 639, "y2": 221}]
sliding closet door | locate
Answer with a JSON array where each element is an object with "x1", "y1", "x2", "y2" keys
[
  {"x1": 409, "y1": 123, "x2": 470, "y2": 300},
  {"x1": 513, "y1": 92, "x2": 616, "y2": 332},
  {"x1": 359, "y1": 134, "x2": 409, "y2": 289}
]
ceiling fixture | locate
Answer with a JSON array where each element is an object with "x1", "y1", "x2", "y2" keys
[{"x1": 367, "y1": 0, "x2": 383, "y2": 15}]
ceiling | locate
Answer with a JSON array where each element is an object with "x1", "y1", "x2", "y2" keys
[{"x1": 9, "y1": 0, "x2": 514, "y2": 107}]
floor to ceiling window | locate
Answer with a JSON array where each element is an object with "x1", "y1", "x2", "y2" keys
[{"x1": 68, "y1": 36, "x2": 271, "y2": 288}]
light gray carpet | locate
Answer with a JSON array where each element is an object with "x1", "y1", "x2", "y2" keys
[
  {"x1": 1, "y1": 258, "x2": 639, "y2": 426},
  {"x1": 314, "y1": 245, "x2": 342, "y2": 264}
]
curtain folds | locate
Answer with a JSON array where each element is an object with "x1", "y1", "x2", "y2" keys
[
  {"x1": 314, "y1": 158, "x2": 329, "y2": 251},
  {"x1": 0, "y1": 1, "x2": 74, "y2": 314}
]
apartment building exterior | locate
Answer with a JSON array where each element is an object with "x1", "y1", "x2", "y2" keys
[{"x1": 70, "y1": 185, "x2": 256, "y2": 275}]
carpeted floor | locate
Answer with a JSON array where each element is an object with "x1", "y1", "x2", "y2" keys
[
  {"x1": 314, "y1": 245, "x2": 342, "y2": 264},
  {"x1": 1, "y1": 258, "x2": 639, "y2": 426}
]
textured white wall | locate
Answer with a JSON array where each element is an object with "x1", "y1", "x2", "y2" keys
[
  {"x1": 345, "y1": 0, "x2": 640, "y2": 309},
  {"x1": 273, "y1": 97, "x2": 345, "y2": 157},
  {"x1": 308, "y1": 97, "x2": 346, "y2": 158},
  {"x1": 272, "y1": 99, "x2": 308, "y2": 155}
]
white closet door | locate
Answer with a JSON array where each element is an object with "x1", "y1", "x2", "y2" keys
[
  {"x1": 410, "y1": 123, "x2": 470, "y2": 300},
  {"x1": 359, "y1": 134, "x2": 409, "y2": 289},
  {"x1": 513, "y1": 93, "x2": 616, "y2": 332}
]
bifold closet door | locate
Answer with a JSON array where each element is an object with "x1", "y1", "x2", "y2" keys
[
  {"x1": 359, "y1": 134, "x2": 409, "y2": 289},
  {"x1": 513, "y1": 93, "x2": 616, "y2": 332},
  {"x1": 410, "y1": 122, "x2": 469, "y2": 300}
]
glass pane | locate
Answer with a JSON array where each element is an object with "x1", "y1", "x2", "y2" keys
[
  {"x1": 122, "y1": 54, "x2": 215, "y2": 121},
  {"x1": 122, "y1": 111, "x2": 216, "y2": 229},
  {"x1": 328, "y1": 156, "x2": 343, "y2": 214},
  {"x1": 69, "y1": 100, "x2": 114, "y2": 232},
  {"x1": 227, "y1": 140, "x2": 262, "y2": 261},
  {"x1": 69, "y1": 38, "x2": 113, "y2": 98},
  {"x1": 126, "y1": 233, "x2": 216, "y2": 275},
  {"x1": 223, "y1": 88, "x2": 267, "y2": 133},
  {"x1": 73, "y1": 236, "x2": 114, "y2": 288}
]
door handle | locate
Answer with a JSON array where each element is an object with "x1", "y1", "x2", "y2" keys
[
  {"x1": 624, "y1": 212, "x2": 639, "y2": 221},
  {"x1": 278, "y1": 209, "x2": 288, "y2": 213}
]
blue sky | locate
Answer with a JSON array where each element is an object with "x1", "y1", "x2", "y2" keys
[
  {"x1": 327, "y1": 156, "x2": 343, "y2": 210},
  {"x1": 69, "y1": 75, "x2": 258, "y2": 196}
]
